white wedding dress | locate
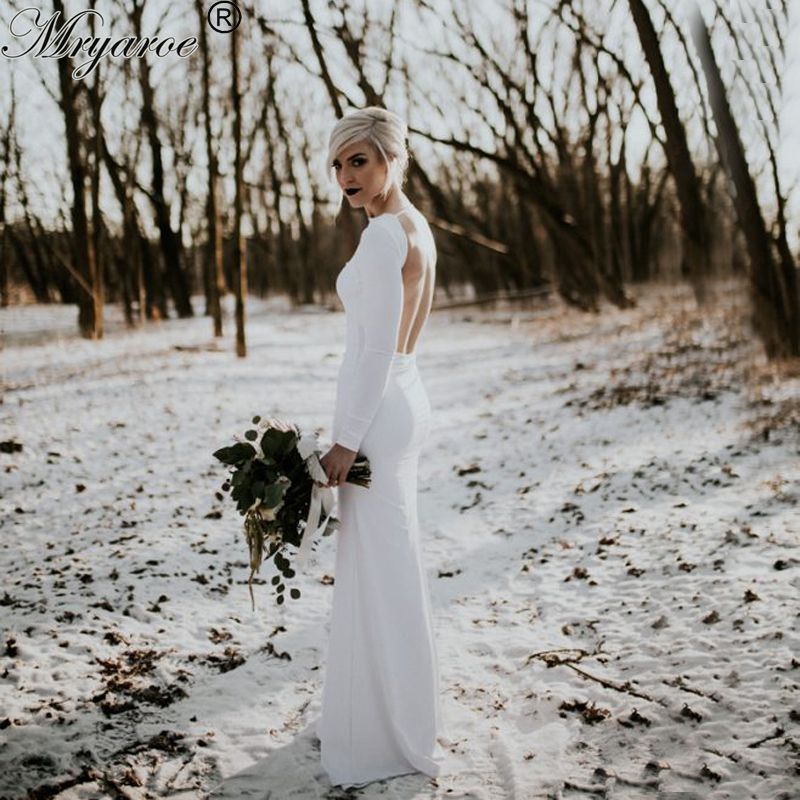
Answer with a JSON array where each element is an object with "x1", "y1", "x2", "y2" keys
[{"x1": 315, "y1": 207, "x2": 446, "y2": 788}]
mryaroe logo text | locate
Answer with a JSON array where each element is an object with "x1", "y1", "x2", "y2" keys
[{"x1": 1, "y1": 7, "x2": 199, "y2": 80}]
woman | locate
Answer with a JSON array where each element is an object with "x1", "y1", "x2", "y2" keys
[{"x1": 314, "y1": 106, "x2": 446, "y2": 789}]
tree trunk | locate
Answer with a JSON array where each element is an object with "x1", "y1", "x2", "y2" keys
[
  {"x1": 53, "y1": 0, "x2": 99, "y2": 337},
  {"x1": 87, "y1": 0, "x2": 105, "y2": 337},
  {"x1": 197, "y1": 0, "x2": 224, "y2": 337},
  {"x1": 691, "y1": 6, "x2": 799, "y2": 357},
  {"x1": 231, "y1": 22, "x2": 247, "y2": 357},
  {"x1": 131, "y1": 1, "x2": 193, "y2": 319},
  {"x1": 267, "y1": 51, "x2": 314, "y2": 305},
  {"x1": 262, "y1": 100, "x2": 296, "y2": 301},
  {"x1": 0, "y1": 110, "x2": 11, "y2": 307},
  {"x1": 628, "y1": 0, "x2": 711, "y2": 304},
  {"x1": 97, "y1": 131, "x2": 157, "y2": 323}
]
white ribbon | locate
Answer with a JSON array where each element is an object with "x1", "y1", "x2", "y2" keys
[{"x1": 294, "y1": 482, "x2": 335, "y2": 569}]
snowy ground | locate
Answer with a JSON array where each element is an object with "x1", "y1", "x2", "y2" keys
[{"x1": 1, "y1": 279, "x2": 798, "y2": 800}]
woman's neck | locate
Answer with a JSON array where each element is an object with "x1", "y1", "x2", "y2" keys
[{"x1": 365, "y1": 190, "x2": 409, "y2": 219}]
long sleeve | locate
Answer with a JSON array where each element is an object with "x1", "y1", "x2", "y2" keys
[{"x1": 334, "y1": 220, "x2": 408, "y2": 452}]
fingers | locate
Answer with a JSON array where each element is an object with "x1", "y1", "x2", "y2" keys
[{"x1": 315, "y1": 456, "x2": 345, "y2": 488}]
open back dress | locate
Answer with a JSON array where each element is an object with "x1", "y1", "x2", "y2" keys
[{"x1": 315, "y1": 206, "x2": 446, "y2": 788}]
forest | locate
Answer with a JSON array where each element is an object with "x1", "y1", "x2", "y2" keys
[{"x1": 1, "y1": 0, "x2": 797, "y2": 358}]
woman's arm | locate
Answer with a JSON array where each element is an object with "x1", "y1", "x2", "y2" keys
[{"x1": 334, "y1": 221, "x2": 407, "y2": 452}]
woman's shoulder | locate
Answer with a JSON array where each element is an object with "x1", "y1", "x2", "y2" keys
[{"x1": 359, "y1": 215, "x2": 409, "y2": 262}]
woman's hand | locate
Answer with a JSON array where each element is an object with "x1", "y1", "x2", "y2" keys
[{"x1": 317, "y1": 443, "x2": 358, "y2": 488}]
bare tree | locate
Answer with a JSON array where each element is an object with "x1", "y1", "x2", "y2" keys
[
  {"x1": 628, "y1": 0, "x2": 711, "y2": 303},
  {"x1": 12, "y1": 138, "x2": 59, "y2": 304},
  {"x1": 231, "y1": 17, "x2": 247, "y2": 357},
  {"x1": 691, "y1": 5, "x2": 799, "y2": 357},
  {"x1": 130, "y1": 0, "x2": 193, "y2": 319},
  {"x1": 1, "y1": 84, "x2": 14, "y2": 307},
  {"x1": 268, "y1": 49, "x2": 317, "y2": 304},
  {"x1": 85, "y1": 0, "x2": 105, "y2": 337},
  {"x1": 196, "y1": 0, "x2": 225, "y2": 337},
  {"x1": 52, "y1": 0, "x2": 100, "y2": 337}
]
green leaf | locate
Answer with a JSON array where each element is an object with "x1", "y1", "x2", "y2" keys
[
  {"x1": 236, "y1": 491, "x2": 254, "y2": 514},
  {"x1": 260, "y1": 428, "x2": 297, "y2": 458},
  {"x1": 212, "y1": 445, "x2": 232, "y2": 463},
  {"x1": 260, "y1": 429, "x2": 282, "y2": 458},
  {"x1": 262, "y1": 481, "x2": 287, "y2": 508},
  {"x1": 231, "y1": 469, "x2": 248, "y2": 488},
  {"x1": 213, "y1": 442, "x2": 256, "y2": 466}
]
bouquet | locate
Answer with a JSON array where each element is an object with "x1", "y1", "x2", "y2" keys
[{"x1": 213, "y1": 416, "x2": 371, "y2": 611}]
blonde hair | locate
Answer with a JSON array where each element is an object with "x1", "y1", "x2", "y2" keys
[{"x1": 327, "y1": 106, "x2": 409, "y2": 204}]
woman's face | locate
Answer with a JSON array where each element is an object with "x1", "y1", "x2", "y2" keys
[{"x1": 332, "y1": 140, "x2": 388, "y2": 209}]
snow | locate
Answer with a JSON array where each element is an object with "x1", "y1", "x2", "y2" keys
[{"x1": 1, "y1": 279, "x2": 798, "y2": 799}]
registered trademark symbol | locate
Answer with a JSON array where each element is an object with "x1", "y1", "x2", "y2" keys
[{"x1": 207, "y1": 1, "x2": 241, "y2": 33}]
